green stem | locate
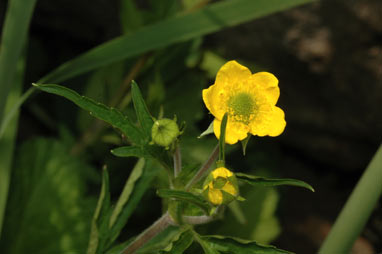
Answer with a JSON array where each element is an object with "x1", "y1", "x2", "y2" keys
[
  {"x1": 185, "y1": 144, "x2": 219, "y2": 190},
  {"x1": 121, "y1": 212, "x2": 173, "y2": 254},
  {"x1": 318, "y1": 144, "x2": 382, "y2": 254},
  {"x1": 174, "y1": 144, "x2": 182, "y2": 177}
]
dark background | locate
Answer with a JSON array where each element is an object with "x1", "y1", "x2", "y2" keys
[{"x1": 1, "y1": 0, "x2": 381, "y2": 253}]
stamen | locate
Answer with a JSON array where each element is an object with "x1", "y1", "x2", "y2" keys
[{"x1": 227, "y1": 92, "x2": 257, "y2": 123}]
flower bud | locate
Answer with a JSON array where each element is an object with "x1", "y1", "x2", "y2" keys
[
  {"x1": 151, "y1": 118, "x2": 180, "y2": 147},
  {"x1": 202, "y1": 167, "x2": 239, "y2": 206}
]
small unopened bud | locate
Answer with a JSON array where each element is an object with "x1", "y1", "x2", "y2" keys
[
  {"x1": 202, "y1": 167, "x2": 239, "y2": 206},
  {"x1": 151, "y1": 118, "x2": 180, "y2": 147}
]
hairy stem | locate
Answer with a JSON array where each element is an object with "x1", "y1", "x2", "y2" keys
[
  {"x1": 121, "y1": 212, "x2": 173, "y2": 254},
  {"x1": 185, "y1": 144, "x2": 219, "y2": 190},
  {"x1": 174, "y1": 145, "x2": 182, "y2": 177}
]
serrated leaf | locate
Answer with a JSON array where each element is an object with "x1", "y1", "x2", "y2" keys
[
  {"x1": 160, "y1": 230, "x2": 194, "y2": 254},
  {"x1": 87, "y1": 168, "x2": 111, "y2": 254},
  {"x1": 235, "y1": 172, "x2": 314, "y2": 192},
  {"x1": 131, "y1": 81, "x2": 154, "y2": 138},
  {"x1": 202, "y1": 235, "x2": 294, "y2": 254},
  {"x1": 33, "y1": 83, "x2": 145, "y2": 145},
  {"x1": 109, "y1": 158, "x2": 144, "y2": 228},
  {"x1": 157, "y1": 189, "x2": 210, "y2": 215}
]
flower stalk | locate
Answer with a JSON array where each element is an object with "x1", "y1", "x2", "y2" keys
[
  {"x1": 121, "y1": 212, "x2": 173, "y2": 254},
  {"x1": 185, "y1": 144, "x2": 219, "y2": 191},
  {"x1": 174, "y1": 145, "x2": 182, "y2": 177}
]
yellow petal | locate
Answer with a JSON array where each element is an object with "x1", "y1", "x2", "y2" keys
[
  {"x1": 202, "y1": 85, "x2": 214, "y2": 113},
  {"x1": 250, "y1": 106, "x2": 286, "y2": 137},
  {"x1": 267, "y1": 106, "x2": 286, "y2": 136},
  {"x1": 208, "y1": 188, "x2": 223, "y2": 205},
  {"x1": 212, "y1": 167, "x2": 233, "y2": 178},
  {"x1": 213, "y1": 118, "x2": 249, "y2": 145},
  {"x1": 215, "y1": 61, "x2": 252, "y2": 89},
  {"x1": 249, "y1": 72, "x2": 280, "y2": 105},
  {"x1": 222, "y1": 182, "x2": 237, "y2": 196}
]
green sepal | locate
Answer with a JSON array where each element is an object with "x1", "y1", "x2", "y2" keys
[
  {"x1": 213, "y1": 177, "x2": 227, "y2": 189},
  {"x1": 198, "y1": 120, "x2": 214, "y2": 138},
  {"x1": 241, "y1": 135, "x2": 251, "y2": 156},
  {"x1": 221, "y1": 189, "x2": 236, "y2": 205}
]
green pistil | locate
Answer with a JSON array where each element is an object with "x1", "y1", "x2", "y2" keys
[{"x1": 227, "y1": 92, "x2": 256, "y2": 123}]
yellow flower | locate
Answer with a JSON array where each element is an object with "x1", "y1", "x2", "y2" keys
[
  {"x1": 203, "y1": 167, "x2": 238, "y2": 206},
  {"x1": 202, "y1": 60, "x2": 286, "y2": 144}
]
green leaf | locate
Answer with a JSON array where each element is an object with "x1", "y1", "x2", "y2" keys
[
  {"x1": 38, "y1": 0, "x2": 314, "y2": 84},
  {"x1": 87, "y1": 168, "x2": 111, "y2": 254},
  {"x1": 160, "y1": 230, "x2": 194, "y2": 254},
  {"x1": 193, "y1": 231, "x2": 220, "y2": 254},
  {"x1": 0, "y1": 0, "x2": 37, "y2": 121},
  {"x1": 109, "y1": 158, "x2": 144, "y2": 228},
  {"x1": 201, "y1": 235, "x2": 294, "y2": 254},
  {"x1": 111, "y1": 145, "x2": 172, "y2": 172},
  {"x1": 1, "y1": 138, "x2": 94, "y2": 254},
  {"x1": 0, "y1": 0, "x2": 37, "y2": 237},
  {"x1": 119, "y1": 0, "x2": 143, "y2": 34},
  {"x1": 157, "y1": 189, "x2": 210, "y2": 215},
  {"x1": 111, "y1": 146, "x2": 149, "y2": 158},
  {"x1": 137, "y1": 226, "x2": 181, "y2": 254},
  {"x1": 235, "y1": 172, "x2": 315, "y2": 192},
  {"x1": 106, "y1": 159, "x2": 160, "y2": 248},
  {"x1": 33, "y1": 83, "x2": 145, "y2": 145},
  {"x1": 131, "y1": 81, "x2": 154, "y2": 138}
]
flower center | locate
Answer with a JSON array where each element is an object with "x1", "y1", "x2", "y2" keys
[{"x1": 227, "y1": 92, "x2": 256, "y2": 124}]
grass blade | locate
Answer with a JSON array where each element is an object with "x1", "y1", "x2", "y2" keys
[
  {"x1": 0, "y1": 0, "x2": 37, "y2": 120},
  {"x1": 0, "y1": 0, "x2": 37, "y2": 237},
  {"x1": 319, "y1": 144, "x2": 382, "y2": 254},
  {"x1": 39, "y1": 0, "x2": 313, "y2": 84}
]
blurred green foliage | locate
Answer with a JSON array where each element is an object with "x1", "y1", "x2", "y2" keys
[{"x1": 0, "y1": 0, "x2": 316, "y2": 253}]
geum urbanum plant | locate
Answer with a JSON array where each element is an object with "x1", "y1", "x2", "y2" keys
[{"x1": 33, "y1": 60, "x2": 314, "y2": 254}]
